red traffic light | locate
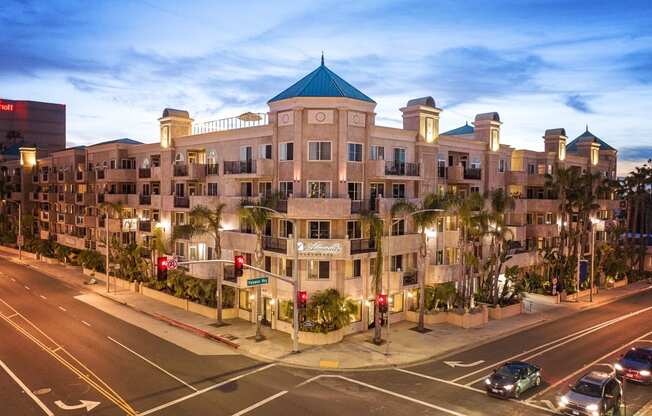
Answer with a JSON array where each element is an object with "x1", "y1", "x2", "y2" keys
[
  {"x1": 234, "y1": 255, "x2": 245, "y2": 277},
  {"x1": 377, "y1": 294, "x2": 388, "y2": 313},
  {"x1": 298, "y1": 291, "x2": 308, "y2": 309},
  {"x1": 157, "y1": 256, "x2": 168, "y2": 270}
]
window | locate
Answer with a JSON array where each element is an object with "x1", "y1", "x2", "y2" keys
[
  {"x1": 391, "y1": 219, "x2": 405, "y2": 236},
  {"x1": 239, "y1": 289, "x2": 251, "y2": 311},
  {"x1": 279, "y1": 181, "x2": 293, "y2": 198},
  {"x1": 280, "y1": 258, "x2": 293, "y2": 277},
  {"x1": 392, "y1": 183, "x2": 405, "y2": 199},
  {"x1": 499, "y1": 159, "x2": 506, "y2": 173},
  {"x1": 309, "y1": 221, "x2": 330, "y2": 239},
  {"x1": 393, "y1": 148, "x2": 406, "y2": 163},
  {"x1": 470, "y1": 186, "x2": 480, "y2": 193},
  {"x1": 436, "y1": 250, "x2": 444, "y2": 265},
  {"x1": 175, "y1": 241, "x2": 186, "y2": 257},
  {"x1": 258, "y1": 182, "x2": 272, "y2": 198},
  {"x1": 259, "y1": 144, "x2": 272, "y2": 160},
  {"x1": 279, "y1": 142, "x2": 293, "y2": 161},
  {"x1": 352, "y1": 259, "x2": 361, "y2": 278},
  {"x1": 348, "y1": 143, "x2": 362, "y2": 162},
  {"x1": 207, "y1": 183, "x2": 218, "y2": 196},
  {"x1": 347, "y1": 220, "x2": 362, "y2": 239},
  {"x1": 174, "y1": 212, "x2": 186, "y2": 225},
  {"x1": 545, "y1": 212, "x2": 554, "y2": 224},
  {"x1": 240, "y1": 146, "x2": 253, "y2": 161},
  {"x1": 348, "y1": 182, "x2": 362, "y2": 200},
  {"x1": 470, "y1": 158, "x2": 481, "y2": 169},
  {"x1": 121, "y1": 158, "x2": 136, "y2": 169},
  {"x1": 308, "y1": 260, "x2": 330, "y2": 279},
  {"x1": 280, "y1": 219, "x2": 294, "y2": 238},
  {"x1": 241, "y1": 182, "x2": 253, "y2": 197},
  {"x1": 527, "y1": 164, "x2": 535, "y2": 175},
  {"x1": 308, "y1": 141, "x2": 331, "y2": 161},
  {"x1": 110, "y1": 160, "x2": 116, "y2": 169},
  {"x1": 391, "y1": 255, "x2": 403, "y2": 272},
  {"x1": 307, "y1": 181, "x2": 330, "y2": 198},
  {"x1": 391, "y1": 293, "x2": 404, "y2": 313},
  {"x1": 370, "y1": 145, "x2": 384, "y2": 161}
]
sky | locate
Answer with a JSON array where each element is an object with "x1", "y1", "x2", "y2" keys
[{"x1": 1, "y1": 0, "x2": 651, "y2": 174}]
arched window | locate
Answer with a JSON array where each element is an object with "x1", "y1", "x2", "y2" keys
[
  {"x1": 175, "y1": 153, "x2": 185, "y2": 164},
  {"x1": 142, "y1": 158, "x2": 150, "y2": 168}
]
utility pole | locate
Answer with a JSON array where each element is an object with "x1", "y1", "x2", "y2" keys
[{"x1": 17, "y1": 202, "x2": 22, "y2": 260}]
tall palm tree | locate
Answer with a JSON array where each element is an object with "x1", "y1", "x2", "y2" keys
[
  {"x1": 239, "y1": 202, "x2": 271, "y2": 341},
  {"x1": 545, "y1": 164, "x2": 579, "y2": 258},
  {"x1": 487, "y1": 188, "x2": 516, "y2": 305},
  {"x1": 188, "y1": 203, "x2": 227, "y2": 324},
  {"x1": 100, "y1": 201, "x2": 125, "y2": 277},
  {"x1": 360, "y1": 210, "x2": 384, "y2": 345},
  {"x1": 391, "y1": 193, "x2": 447, "y2": 332}
]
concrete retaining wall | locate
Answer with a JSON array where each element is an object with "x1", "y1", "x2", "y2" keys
[
  {"x1": 405, "y1": 306, "x2": 489, "y2": 328},
  {"x1": 524, "y1": 292, "x2": 561, "y2": 305},
  {"x1": 488, "y1": 302, "x2": 523, "y2": 320}
]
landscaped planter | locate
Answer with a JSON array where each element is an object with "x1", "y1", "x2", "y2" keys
[
  {"x1": 488, "y1": 302, "x2": 523, "y2": 320},
  {"x1": 42, "y1": 257, "x2": 58, "y2": 265},
  {"x1": 524, "y1": 292, "x2": 560, "y2": 305},
  {"x1": 561, "y1": 287, "x2": 599, "y2": 302},
  {"x1": 405, "y1": 310, "x2": 448, "y2": 325},
  {"x1": 446, "y1": 306, "x2": 488, "y2": 328},
  {"x1": 294, "y1": 327, "x2": 345, "y2": 346},
  {"x1": 140, "y1": 285, "x2": 235, "y2": 320},
  {"x1": 611, "y1": 278, "x2": 628, "y2": 289}
]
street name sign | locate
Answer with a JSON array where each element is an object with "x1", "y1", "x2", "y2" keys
[{"x1": 247, "y1": 277, "x2": 269, "y2": 286}]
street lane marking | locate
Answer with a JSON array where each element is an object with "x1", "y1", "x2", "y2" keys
[
  {"x1": 452, "y1": 305, "x2": 652, "y2": 384},
  {"x1": 11, "y1": 278, "x2": 15, "y2": 282},
  {"x1": 6, "y1": 313, "x2": 18, "y2": 319},
  {"x1": 24, "y1": 285, "x2": 30, "y2": 290},
  {"x1": 54, "y1": 399, "x2": 101, "y2": 411},
  {"x1": 0, "y1": 359, "x2": 54, "y2": 416},
  {"x1": 445, "y1": 360, "x2": 484, "y2": 368},
  {"x1": 107, "y1": 336, "x2": 198, "y2": 392},
  {"x1": 139, "y1": 363, "x2": 277, "y2": 416},
  {"x1": 39, "y1": 295, "x2": 47, "y2": 300},
  {"x1": 0, "y1": 297, "x2": 137, "y2": 415},
  {"x1": 396, "y1": 368, "x2": 555, "y2": 414},
  {"x1": 81, "y1": 320, "x2": 91, "y2": 327},
  {"x1": 299, "y1": 375, "x2": 470, "y2": 416},
  {"x1": 530, "y1": 329, "x2": 652, "y2": 399},
  {"x1": 230, "y1": 391, "x2": 288, "y2": 416},
  {"x1": 58, "y1": 306, "x2": 66, "y2": 312}
]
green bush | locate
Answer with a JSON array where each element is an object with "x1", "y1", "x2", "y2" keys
[
  {"x1": 303, "y1": 289, "x2": 358, "y2": 333},
  {"x1": 146, "y1": 269, "x2": 235, "y2": 308}
]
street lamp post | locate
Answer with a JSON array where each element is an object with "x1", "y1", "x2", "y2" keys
[
  {"x1": 243, "y1": 205, "x2": 300, "y2": 353},
  {"x1": 589, "y1": 217, "x2": 600, "y2": 303},
  {"x1": 3, "y1": 200, "x2": 22, "y2": 260}
]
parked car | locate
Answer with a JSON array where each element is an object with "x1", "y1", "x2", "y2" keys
[
  {"x1": 558, "y1": 371, "x2": 621, "y2": 416},
  {"x1": 485, "y1": 361, "x2": 541, "y2": 399},
  {"x1": 615, "y1": 347, "x2": 652, "y2": 384}
]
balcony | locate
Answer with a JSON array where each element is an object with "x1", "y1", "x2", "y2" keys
[
  {"x1": 75, "y1": 216, "x2": 85, "y2": 226},
  {"x1": 506, "y1": 171, "x2": 526, "y2": 186},
  {"x1": 139, "y1": 194, "x2": 151, "y2": 205},
  {"x1": 206, "y1": 164, "x2": 219, "y2": 176},
  {"x1": 268, "y1": 199, "x2": 287, "y2": 213},
  {"x1": 174, "y1": 196, "x2": 190, "y2": 208},
  {"x1": 40, "y1": 211, "x2": 49, "y2": 222},
  {"x1": 350, "y1": 238, "x2": 376, "y2": 254},
  {"x1": 463, "y1": 168, "x2": 482, "y2": 180},
  {"x1": 84, "y1": 216, "x2": 97, "y2": 228},
  {"x1": 288, "y1": 238, "x2": 350, "y2": 260},
  {"x1": 97, "y1": 169, "x2": 136, "y2": 182},
  {"x1": 224, "y1": 160, "x2": 256, "y2": 175},
  {"x1": 527, "y1": 173, "x2": 547, "y2": 187},
  {"x1": 139, "y1": 220, "x2": 152, "y2": 232},
  {"x1": 351, "y1": 199, "x2": 377, "y2": 214},
  {"x1": 402, "y1": 271, "x2": 418, "y2": 287},
  {"x1": 138, "y1": 168, "x2": 151, "y2": 179},
  {"x1": 385, "y1": 161, "x2": 420, "y2": 177},
  {"x1": 262, "y1": 236, "x2": 287, "y2": 254},
  {"x1": 287, "y1": 197, "x2": 351, "y2": 219},
  {"x1": 192, "y1": 113, "x2": 268, "y2": 134},
  {"x1": 173, "y1": 163, "x2": 207, "y2": 179}
]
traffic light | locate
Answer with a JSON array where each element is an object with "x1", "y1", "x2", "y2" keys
[
  {"x1": 298, "y1": 291, "x2": 308, "y2": 309},
  {"x1": 377, "y1": 294, "x2": 388, "y2": 314},
  {"x1": 234, "y1": 255, "x2": 245, "y2": 277},
  {"x1": 157, "y1": 257, "x2": 168, "y2": 281}
]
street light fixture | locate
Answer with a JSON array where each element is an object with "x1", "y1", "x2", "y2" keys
[
  {"x1": 589, "y1": 217, "x2": 602, "y2": 303},
  {"x1": 242, "y1": 205, "x2": 300, "y2": 353}
]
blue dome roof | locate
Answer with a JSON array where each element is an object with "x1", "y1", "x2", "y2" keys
[
  {"x1": 441, "y1": 122, "x2": 474, "y2": 136},
  {"x1": 269, "y1": 58, "x2": 375, "y2": 104},
  {"x1": 566, "y1": 128, "x2": 615, "y2": 152}
]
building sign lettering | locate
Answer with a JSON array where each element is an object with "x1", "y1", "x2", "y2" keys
[
  {"x1": 0, "y1": 103, "x2": 14, "y2": 112},
  {"x1": 297, "y1": 240, "x2": 342, "y2": 256}
]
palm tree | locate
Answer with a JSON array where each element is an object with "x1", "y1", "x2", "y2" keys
[
  {"x1": 100, "y1": 201, "x2": 125, "y2": 281},
  {"x1": 391, "y1": 193, "x2": 447, "y2": 332},
  {"x1": 487, "y1": 189, "x2": 516, "y2": 305},
  {"x1": 545, "y1": 164, "x2": 579, "y2": 258},
  {"x1": 360, "y1": 210, "x2": 384, "y2": 345},
  {"x1": 239, "y1": 202, "x2": 271, "y2": 341},
  {"x1": 187, "y1": 203, "x2": 227, "y2": 324}
]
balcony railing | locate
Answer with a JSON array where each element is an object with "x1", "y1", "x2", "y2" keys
[
  {"x1": 174, "y1": 196, "x2": 190, "y2": 208},
  {"x1": 402, "y1": 271, "x2": 418, "y2": 287},
  {"x1": 350, "y1": 238, "x2": 376, "y2": 254},
  {"x1": 267, "y1": 198, "x2": 287, "y2": 213},
  {"x1": 138, "y1": 168, "x2": 151, "y2": 178},
  {"x1": 262, "y1": 236, "x2": 287, "y2": 254},
  {"x1": 173, "y1": 164, "x2": 188, "y2": 177},
  {"x1": 385, "y1": 161, "x2": 419, "y2": 176},
  {"x1": 224, "y1": 160, "x2": 256, "y2": 174},
  {"x1": 96, "y1": 170, "x2": 105, "y2": 180},
  {"x1": 207, "y1": 164, "x2": 219, "y2": 175},
  {"x1": 139, "y1": 194, "x2": 151, "y2": 205},
  {"x1": 464, "y1": 168, "x2": 482, "y2": 180},
  {"x1": 351, "y1": 199, "x2": 377, "y2": 214},
  {"x1": 192, "y1": 112, "x2": 268, "y2": 134},
  {"x1": 139, "y1": 220, "x2": 152, "y2": 232}
]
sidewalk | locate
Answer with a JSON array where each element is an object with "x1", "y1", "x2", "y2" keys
[{"x1": 2, "y1": 248, "x2": 651, "y2": 370}]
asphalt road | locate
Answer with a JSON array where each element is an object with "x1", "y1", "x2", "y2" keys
[{"x1": 0, "y1": 254, "x2": 651, "y2": 416}]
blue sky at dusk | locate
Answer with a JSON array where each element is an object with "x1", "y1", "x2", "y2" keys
[{"x1": 1, "y1": 0, "x2": 651, "y2": 173}]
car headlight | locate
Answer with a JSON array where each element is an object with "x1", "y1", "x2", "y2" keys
[
  {"x1": 559, "y1": 396, "x2": 569, "y2": 407},
  {"x1": 503, "y1": 384, "x2": 513, "y2": 391},
  {"x1": 586, "y1": 404, "x2": 598, "y2": 411},
  {"x1": 615, "y1": 363, "x2": 623, "y2": 371},
  {"x1": 640, "y1": 370, "x2": 651, "y2": 376},
  {"x1": 485, "y1": 378, "x2": 491, "y2": 385}
]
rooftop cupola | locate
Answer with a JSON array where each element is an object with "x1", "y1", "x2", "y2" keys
[
  {"x1": 158, "y1": 108, "x2": 192, "y2": 149},
  {"x1": 543, "y1": 128, "x2": 568, "y2": 161},
  {"x1": 474, "y1": 112, "x2": 501, "y2": 151},
  {"x1": 400, "y1": 96, "x2": 442, "y2": 144}
]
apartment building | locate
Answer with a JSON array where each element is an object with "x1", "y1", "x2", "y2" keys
[{"x1": 2, "y1": 60, "x2": 619, "y2": 334}]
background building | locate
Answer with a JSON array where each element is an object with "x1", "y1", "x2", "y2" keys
[{"x1": 0, "y1": 98, "x2": 66, "y2": 160}]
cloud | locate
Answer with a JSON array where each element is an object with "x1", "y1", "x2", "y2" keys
[
  {"x1": 622, "y1": 49, "x2": 652, "y2": 84},
  {"x1": 619, "y1": 146, "x2": 652, "y2": 161},
  {"x1": 564, "y1": 94, "x2": 593, "y2": 113}
]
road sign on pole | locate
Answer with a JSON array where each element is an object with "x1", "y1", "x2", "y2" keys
[
  {"x1": 167, "y1": 257, "x2": 178, "y2": 270},
  {"x1": 247, "y1": 277, "x2": 269, "y2": 287}
]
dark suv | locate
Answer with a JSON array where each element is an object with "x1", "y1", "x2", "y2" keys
[
  {"x1": 615, "y1": 347, "x2": 652, "y2": 384},
  {"x1": 558, "y1": 371, "x2": 621, "y2": 416}
]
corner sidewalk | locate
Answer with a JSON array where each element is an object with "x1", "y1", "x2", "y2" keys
[{"x1": 2, "y1": 248, "x2": 650, "y2": 370}]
